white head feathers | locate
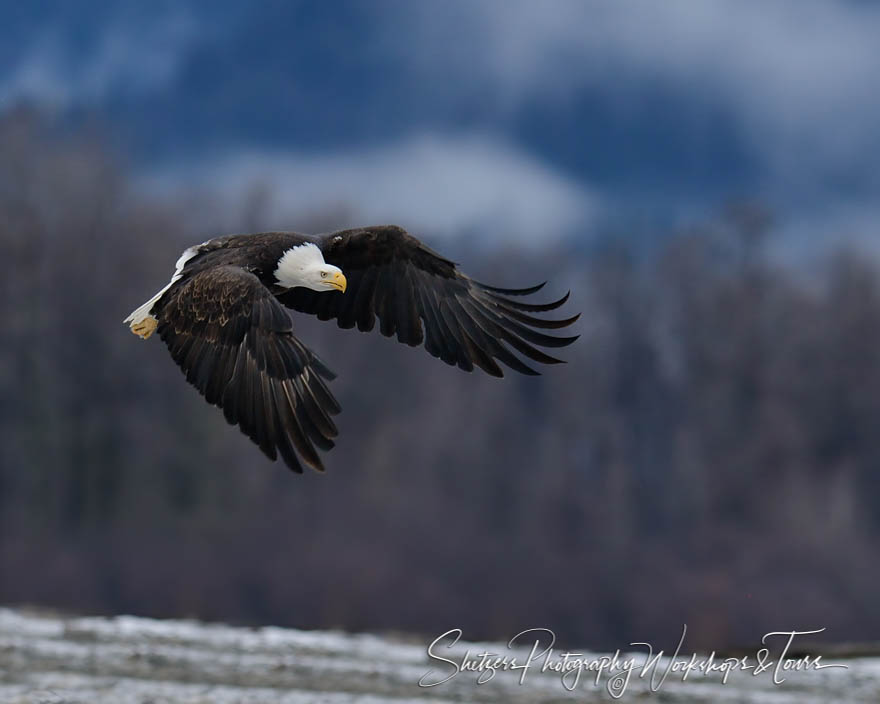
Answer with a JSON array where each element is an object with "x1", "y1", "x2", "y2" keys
[
  {"x1": 274, "y1": 243, "x2": 346, "y2": 292},
  {"x1": 274, "y1": 243, "x2": 326, "y2": 287}
]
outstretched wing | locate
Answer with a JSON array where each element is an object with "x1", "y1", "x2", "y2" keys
[
  {"x1": 157, "y1": 265, "x2": 340, "y2": 473},
  {"x1": 277, "y1": 225, "x2": 579, "y2": 377}
]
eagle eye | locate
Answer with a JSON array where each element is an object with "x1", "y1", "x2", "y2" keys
[{"x1": 320, "y1": 271, "x2": 327, "y2": 278}]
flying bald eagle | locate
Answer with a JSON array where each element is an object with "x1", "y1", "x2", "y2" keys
[{"x1": 125, "y1": 225, "x2": 578, "y2": 473}]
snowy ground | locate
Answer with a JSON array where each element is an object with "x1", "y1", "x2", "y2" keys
[{"x1": 1, "y1": 607, "x2": 878, "y2": 703}]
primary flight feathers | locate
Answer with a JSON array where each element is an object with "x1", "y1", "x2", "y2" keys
[{"x1": 125, "y1": 225, "x2": 579, "y2": 473}]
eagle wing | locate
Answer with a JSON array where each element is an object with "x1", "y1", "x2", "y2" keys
[
  {"x1": 276, "y1": 226, "x2": 579, "y2": 377},
  {"x1": 157, "y1": 265, "x2": 340, "y2": 473}
]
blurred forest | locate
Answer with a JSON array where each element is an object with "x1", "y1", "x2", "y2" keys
[{"x1": 1, "y1": 113, "x2": 879, "y2": 652}]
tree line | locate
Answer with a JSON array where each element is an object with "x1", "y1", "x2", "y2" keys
[{"x1": 1, "y1": 113, "x2": 877, "y2": 651}]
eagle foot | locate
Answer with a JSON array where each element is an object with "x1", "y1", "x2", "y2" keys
[{"x1": 131, "y1": 316, "x2": 158, "y2": 340}]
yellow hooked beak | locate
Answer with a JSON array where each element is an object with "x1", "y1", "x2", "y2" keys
[{"x1": 328, "y1": 270, "x2": 347, "y2": 292}]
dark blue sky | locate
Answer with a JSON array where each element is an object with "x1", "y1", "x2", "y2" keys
[{"x1": 2, "y1": 0, "x2": 878, "y2": 251}]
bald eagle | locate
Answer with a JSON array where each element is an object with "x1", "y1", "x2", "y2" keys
[{"x1": 125, "y1": 225, "x2": 578, "y2": 473}]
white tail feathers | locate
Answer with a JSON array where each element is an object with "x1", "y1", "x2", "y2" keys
[
  {"x1": 123, "y1": 245, "x2": 201, "y2": 328},
  {"x1": 124, "y1": 293, "x2": 163, "y2": 326}
]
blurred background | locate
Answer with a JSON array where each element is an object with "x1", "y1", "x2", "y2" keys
[{"x1": 2, "y1": 0, "x2": 880, "y2": 653}]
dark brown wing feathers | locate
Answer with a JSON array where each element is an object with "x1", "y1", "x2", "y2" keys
[
  {"x1": 157, "y1": 266, "x2": 339, "y2": 473},
  {"x1": 277, "y1": 225, "x2": 579, "y2": 377}
]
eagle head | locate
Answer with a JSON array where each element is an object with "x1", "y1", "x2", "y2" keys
[{"x1": 275, "y1": 243, "x2": 347, "y2": 292}]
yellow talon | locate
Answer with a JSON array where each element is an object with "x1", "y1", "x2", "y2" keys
[{"x1": 131, "y1": 316, "x2": 158, "y2": 339}]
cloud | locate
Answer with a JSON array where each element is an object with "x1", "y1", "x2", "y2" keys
[
  {"x1": 0, "y1": 11, "x2": 195, "y2": 111},
  {"x1": 6, "y1": 0, "x2": 878, "y2": 253},
  {"x1": 141, "y1": 134, "x2": 600, "y2": 245},
  {"x1": 396, "y1": 0, "x2": 880, "y2": 180},
  {"x1": 774, "y1": 201, "x2": 880, "y2": 264},
  {"x1": 8, "y1": 1, "x2": 877, "y2": 187}
]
